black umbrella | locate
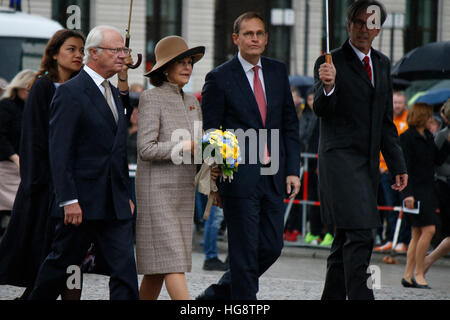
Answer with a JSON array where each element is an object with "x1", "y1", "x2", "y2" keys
[
  {"x1": 391, "y1": 41, "x2": 450, "y2": 81},
  {"x1": 392, "y1": 78, "x2": 411, "y2": 91}
]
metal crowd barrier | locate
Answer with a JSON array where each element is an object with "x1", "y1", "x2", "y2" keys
[
  {"x1": 282, "y1": 153, "x2": 436, "y2": 247},
  {"x1": 129, "y1": 156, "x2": 435, "y2": 248}
]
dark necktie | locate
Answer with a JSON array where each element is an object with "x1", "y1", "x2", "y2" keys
[{"x1": 363, "y1": 56, "x2": 372, "y2": 82}]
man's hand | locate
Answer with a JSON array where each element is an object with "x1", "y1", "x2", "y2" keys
[
  {"x1": 212, "y1": 191, "x2": 223, "y2": 208},
  {"x1": 318, "y1": 61, "x2": 336, "y2": 94},
  {"x1": 392, "y1": 173, "x2": 408, "y2": 192},
  {"x1": 119, "y1": 53, "x2": 133, "y2": 76},
  {"x1": 10, "y1": 154, "x2": 20, "y2": 169},
  {"x1": 130, "y1": 199, "x2": 135, "y2": 215},
  {"x1": 64, "y1": 202, "x2": 83, "y2": 226},
  {"x1": 286, "y1": 175, "x2": 301, "y2": 199},
  {"x1": 404, "y1": 196, "x2": 415, "y2": 210}
]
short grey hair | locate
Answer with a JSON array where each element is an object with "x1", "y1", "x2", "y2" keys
[{"x1": 84, "y1": 25, "x2": 123, "y2": 64}]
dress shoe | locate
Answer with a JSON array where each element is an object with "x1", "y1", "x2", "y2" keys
[
  {"x1": 203, "y1": 257, "x2": 228, "y2": 271},
  {"x1": 412, "y1": 278, "x2": 431, "y2": 289},
  {"x1": 195, "y1": 291, "x2": 215, "y2": 300},
  {"x1": 401, "y1": 278, "x2": 414, "y2": 288}
]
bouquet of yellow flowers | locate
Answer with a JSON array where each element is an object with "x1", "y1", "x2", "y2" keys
[
  {"x1": 202, "y1": 129, "x2": 241, "y2": 179},
  {"x1": 194, "y1": 129, "x2": 241, "y2": 219}
]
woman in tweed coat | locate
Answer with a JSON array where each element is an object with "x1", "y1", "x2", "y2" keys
[{"x1": 135, "y1": 36, "x2": 205, "y2": 300}]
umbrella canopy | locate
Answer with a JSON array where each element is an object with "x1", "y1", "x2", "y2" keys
[
  {"x1": 391, "y1": 41, "x2": 450, "y2": 81},
  {"x1": 427, "y1": 79, "x2": 450, "y2": 91},
  {"x1": 415, "y1": 88, "x2": 450, "y2": 106},
  {"x1": 392, "y1": 78, "x2": 411, "y2": 90}
]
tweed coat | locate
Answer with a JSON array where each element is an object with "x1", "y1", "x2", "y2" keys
[{"x1": 135, "y1": 81, "x2": 202, "y2": 274}]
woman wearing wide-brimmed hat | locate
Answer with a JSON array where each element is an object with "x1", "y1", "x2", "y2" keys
[{"x1": 135, "y1": 35, "x2": 205, "y2": 300}]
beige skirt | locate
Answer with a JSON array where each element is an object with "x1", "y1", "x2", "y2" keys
[{"x1": 0, "y1": 160, "x2": 20, "y2": 211}]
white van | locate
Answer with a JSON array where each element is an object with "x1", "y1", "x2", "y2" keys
[{"x1": 0, "y1": 7, "x2": 63, "y2": 81}]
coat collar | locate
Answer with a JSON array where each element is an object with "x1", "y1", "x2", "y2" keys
[
  {"x1": 342, "y1": 39, "x2": 381, "y2": 88},
  {"x1": 410, "y1": 126, "x2": 433, "y2": 141}
]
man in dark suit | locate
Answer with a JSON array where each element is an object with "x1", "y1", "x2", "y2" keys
[
  {"x1": 198, "y1": 12, "x2": 301, "y2": 300},
  {"x1": 29, "y1": 26, "x2": 138, "y2": 300},
  {"x1": 314, "y1": 0, "x2": 408, "y2": 300}
]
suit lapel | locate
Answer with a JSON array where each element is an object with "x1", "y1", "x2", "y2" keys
[
  {"x1": 371, "y1": 51, "x2": 382, "y2": 91},
  {"x1": 231, "y1": 57, "x2": 265, "y2": 127},
  {"x1": 111, "y1": 86, "x2": 124, "y2": 128},
  {"x1": 80, "y1": 70, "x2": 117, "y2": 132},
  {"x1": 343, "y1": 41, "x2": 373, "y2": 88}
]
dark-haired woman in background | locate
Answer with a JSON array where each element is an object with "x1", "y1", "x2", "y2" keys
[
  {"x1": 400, "y1": 103, "x2": 450, "y2": 289},
  {"x1": 0, "y1": 30, "x2": 86, "y2": 300}
]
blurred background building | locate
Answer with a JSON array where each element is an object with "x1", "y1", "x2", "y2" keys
[{"x1": 1, "y1": 0, "x2": 449, "y2": 93}]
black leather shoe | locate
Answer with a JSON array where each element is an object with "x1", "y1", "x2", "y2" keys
[
  {"x1": 195, "y1": 290, "x2": 216, "y2": 300},
  {"x1": 412, "y1": 278, "x2": 431, "y2": 289},
  {"x1": 203, "y1": 257, "x2": 228, "y2": 271},
  {"x1": 401, "y1": 278, "x2": 414, "y2": 288}
]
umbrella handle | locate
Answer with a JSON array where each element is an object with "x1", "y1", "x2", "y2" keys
[{"x1": 325, "y1": 53, "x2": 332, "y2": 64}]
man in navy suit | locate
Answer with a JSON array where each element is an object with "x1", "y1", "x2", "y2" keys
[
  {"x1": 198, "y1": 12, "x2": 301, "y2": 300},
  {"x1": 29, "y1": 26, "x2": 139, "y2": 300}
]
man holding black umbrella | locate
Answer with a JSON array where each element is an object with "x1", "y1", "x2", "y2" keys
[{"x1": 314, "y1": 0, "x2": 408, "y2": 300}]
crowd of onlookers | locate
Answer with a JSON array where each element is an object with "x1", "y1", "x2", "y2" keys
[{"x1": 284, "y1": 86, "x2": 450, "y2": 284}]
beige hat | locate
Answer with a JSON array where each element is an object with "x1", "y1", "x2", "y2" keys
[{"x1": 144, "y1": 36, "x2": 205, "y2": 77}]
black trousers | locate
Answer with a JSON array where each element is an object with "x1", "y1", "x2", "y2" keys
[
  {"x1": 202, "y1": 174, "x2": 285, "y2": 300},
  {"x1": 28, "y1": 218, "x2": 139, "y2": 300},
  {"x1": 321, "y1": 228, "x2": 375, "y2": 300}
]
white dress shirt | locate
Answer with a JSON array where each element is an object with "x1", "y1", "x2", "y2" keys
[
  {"x1": 348, "y1": 39, "x2": 375, "y2": 86},
  {"x1": 237, "y1": 51, "x2": 267, "y2": 101},
  {"x1": 325, "y1": 39, "x2": 375, "y2": 96},
  {"x1": 83, "y1": 65, "x2": 119, "y2": 115}
]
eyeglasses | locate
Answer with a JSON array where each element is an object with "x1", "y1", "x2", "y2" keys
[
  {"x1": 352, "y1": 19, "x2": 368, "y2": 30},
  {"x1": 239, "y1": 31, "x2": 266, "y2": 40},
  {"x1": 97, "y1": 47, "x2": 131, "y2": 55}
]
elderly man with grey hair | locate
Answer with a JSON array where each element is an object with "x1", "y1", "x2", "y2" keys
[{"x1": 28, "y1": 26, "x2": 138, "y2": 300}]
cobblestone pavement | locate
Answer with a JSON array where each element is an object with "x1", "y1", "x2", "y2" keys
[{"x1": 1, "y1": 239, "x2": 449, "y2": 300}]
